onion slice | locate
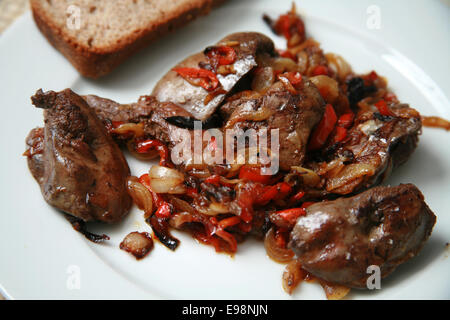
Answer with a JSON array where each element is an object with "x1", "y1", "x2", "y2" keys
[
  {"x1": 148, "y1": 165, "x2": 186, "y2": 194},
  {"x1": 264, "y1": 227, "x2": 294, "y2": 263}
]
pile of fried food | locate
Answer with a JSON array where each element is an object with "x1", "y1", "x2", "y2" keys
[{"x1": 25, "y1": 5, "x2": 449, "y2": 299}]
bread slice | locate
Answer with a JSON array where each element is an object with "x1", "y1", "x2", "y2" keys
[{"x1": 30, "y1": 0, "x2": 225, "y2": 78}]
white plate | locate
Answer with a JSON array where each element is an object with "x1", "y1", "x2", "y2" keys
[{"x1": 0, "y1": 0, "x2": 449, "y2": 299}]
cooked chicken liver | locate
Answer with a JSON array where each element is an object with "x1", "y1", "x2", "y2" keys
[
  {"x1": 26, "y1": 89, "x2": 131, "y2": 223},
  {"x1": 289, "y1": 184, "x2": 436, "y2": 288},
  {"x1": 220, "y1": 80, "x2": 325, "y2": 171},
  {"x1": 152, "y1": 32, "x2": 276, "y2": 121}
]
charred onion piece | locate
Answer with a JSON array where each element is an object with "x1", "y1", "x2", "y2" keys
[
  {"x1": 147, "y1": 215, "x2": 180, "y2": 251},
  {"x1": 165, "y1": 114, "x2": 222, "y2": 130},
  {"x1": 65, "y1": 215, "x2": 110, "y2": 243},
  {"x1": 120, "y1": 232, "x2": 154, "y2": 260}
]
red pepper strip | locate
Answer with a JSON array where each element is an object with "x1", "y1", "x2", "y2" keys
[
  {"x1": 173, "y1": 67, "x2": 219, "y2": 92},
  {"x1": 256, "y1": 182, "x2": 292, "y2": 205},
  {"x1": 308, "y1": 104, "x2": 338, "y2": 151},
  {"x1": 375, "y1": 99, "x2": 395, "y2": 117},
  {"x1": 291, "y1": 190, "x2": 305, "y2": 202},
  {"x1": 274, "y1": 228, "x2": 291, "y2": 248},
  {"x1": 338, "y1": 113, "x2": 354, "y2": 128},
  {"x1": 255, "y1": 185, "x2": 278, "y2": 205},
  {"x1": 139, "y1": 174, "x2": 174, "y2": 219},
  {"x1": 186, "y1": 187, "x2": 198, "y2": 198},
  {"x1": 155, "y1": 202, "x2": 172, "y2": 219},
  {"x1": 215, "y1": 229, "x2": 238, "y2": 253},
  {"x1": 367, "y1": 71, "x2": 378, "y2": 81},
  {"x1": 218, "y1": 216, "x2": 241, "y2": 229},
  {"x1": 274, "y1": 14, "x2": 305, "y2": 41},
  {"x1": 205, "y1": 46, "x2": 237, "y2": 66},
  {"x1": 139, "y1": 174, "x2": 164, "y2": 208},
  {"x1": 136, "y1": 139, "x2": 171, "y2": 167},
  {"x1": 236, "y1": 190, "x2": 255, "y2": 224},
  {"x1": 238, "y1": 221, "x2": 252, "y2": 233},
  {"x1": 277, "y1": 49, "x2": 296, "y2": 61},
  {"x1": 312, "y1": 65, "x2": 329, "y2": 76},
  {"x1": 279, "y1": 71, "x2": 302, "y2": 86},
  {"x1": 334, "y1": 126, "x2": 348, "y2": 143},
  {"x1": 276, "y1": 208, "x2": 306, "y2": 225},
  {"x1": 239, "y1": 166, "x2": 272, "y2": 184},
  {"x1": 204, "y1": 174, "x2": 221, "y2": 187}
]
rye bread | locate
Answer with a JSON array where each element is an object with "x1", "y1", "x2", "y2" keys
[{"x1": 30, "y1": 0, "x2": 224, "y2": 78}]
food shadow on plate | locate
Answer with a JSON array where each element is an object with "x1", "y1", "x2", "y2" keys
[
  {"x1": 344, "y1": 234, "x2": 447, "y2": 299},
  {"x1": 383, "y1": 142, "x2": 446, "y2": 187}
]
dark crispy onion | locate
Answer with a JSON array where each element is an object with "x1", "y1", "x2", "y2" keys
[
  {"x1": 147, "y1": 215, "x2": 180, "y2": 251},
  {"x1": 65, "y1": 214, "x2": 110, "y2": 243},
  {"x1": 120, "y1": 232, "x2": 154, "y2": 260},
  {"x1": 264, "y1": 227, "x2": 294, "y2": 263},
  {"x1": 165, "y1": 114, "x2": 222, "y2": 130}
]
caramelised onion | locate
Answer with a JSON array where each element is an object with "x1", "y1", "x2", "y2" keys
[
  {"x1": 309, "y1": 75, "x2": 339, "y2": 104},
  {"x1": 126, "y1": 176, "x2": 153, "y2": 218},
  {"x1": 325, "y1": 53, "x2": 352, "y2": 81},
  {"x1": 208, "y1": 201, "x2": 229, "y2": 214},
  {"x1": 290, "y1": 166, "x2": 321, "y2": 187},
  {"x1": 264, "y1": 227, "x2": 295, "y2": 263},
  {"x1": 112, "y1": 122, "x2": 145, "y2": 137},
  {"x1": 225, "y1": 105, "x2": 273, "y2": 129},
  {"x1": 120, "y1": 232, "x2": 154, "y2": 260},
  {"x1": 271, "y1": 57, "x2": 301, "y2": 73},
  {"x1": 289, "y1": 38, "x2": 320, "y2": 55},
  {"x1": 282, "y1": 259, "x2": 307, "y2": 294},
  {"x1": 149, "y1": 165, "x2": 186, "y2": 194},
  {"x1": 169, "y1": 212, "x2": 196, "y2": 229},
  {"x1": 127, "y1": 140, "x2": 159, "y2": 161},
  {"x1": 318, "y1": 280, "x2": 351, "y2": 300},
  {"x1": 326, "y1": 163, "x2": 376, "y2": 193}
]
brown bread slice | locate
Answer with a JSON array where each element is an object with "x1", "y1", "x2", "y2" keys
[{"x1": 30, "y1": 0, "x2": 224, "y2": 78}]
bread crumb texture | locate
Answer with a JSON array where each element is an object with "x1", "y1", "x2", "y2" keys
[{"x1": 31, "y1": 0, "x2": 212, "y2": 52}]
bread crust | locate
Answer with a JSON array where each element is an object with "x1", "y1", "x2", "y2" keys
[{"x1": 30, "y1": 0, "x2": 223, "y2": 78}]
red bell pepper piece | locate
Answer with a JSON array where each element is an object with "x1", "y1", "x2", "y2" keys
[
  {"x1": 205, "y1": 46, "x2": 237, "y2": 66},
  {"x1": 334, "y1": 126, "x2": 348, "y2": 143},
  {"x1": 136, "y1": 139, "x2": 171, "y2": 167},
  {"x1": 173, "y1": 67, "x2": 219, "y2": 91},
  {"x1": 375, "y1": 99, "x2": 395, "y2": 117},
  {"x1": 312, "y1": 65, "x2": 329, "y2": 76},
  {"x1": 239, "y1": 166, "x2": 272, "y2": 184},
  {"x1": 338, "y1": 113, "x2": 354, "y2": 128},
  {"x1": 308, "y1": 104, "x2": 338, "y2": 150},
  {"x1": 276, "y1": 208, "x2": 307, "y2": 225}
]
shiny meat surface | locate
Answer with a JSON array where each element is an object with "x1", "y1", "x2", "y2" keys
[
  {"x1": 26, "y1": 89, "x2": 131, "y2": 223},
  {"x1": 85, "y1": 94, "x2": 194, "y2": 149},
  {"x1": 289, "y1": 184, "x2": 436, "y2": 288},
  {"x1": 152, "y1": 32, "x2": 276, "y2": 120},
  {"x1": 306, "y1": 103, "x2": 422, "y2": 197},
  {"x1": 220, "y1": 80, "x2": 325, "y2": 171}
]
